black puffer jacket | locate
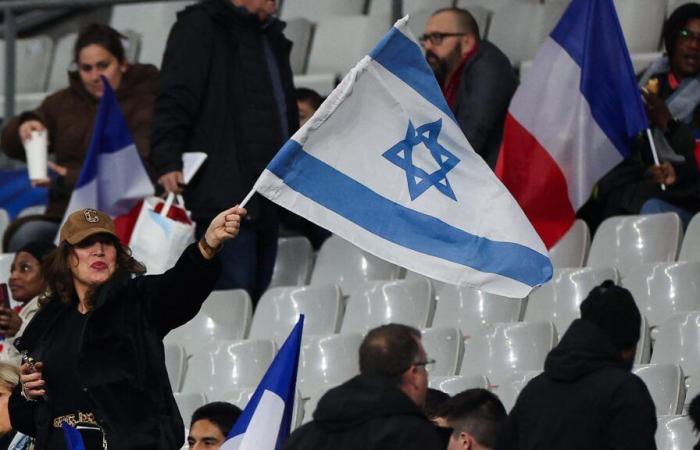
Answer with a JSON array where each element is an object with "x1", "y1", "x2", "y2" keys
[
  {"x1": 150, "y1": 0, "x2": 298, "y2": 221},
  {"x1": 498, "y1": 319, "x2": 657, "y2": 450},
  {"x1": 9, "y1": 243, "x2": 220, "y2": 450},
  {"x1": 283, "y1": 374, "x2": 448, "y2": 450}
]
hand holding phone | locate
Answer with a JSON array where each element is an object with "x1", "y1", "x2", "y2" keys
[{"x1": 20, "y1": 352, "x2": 47, "y2": 400}]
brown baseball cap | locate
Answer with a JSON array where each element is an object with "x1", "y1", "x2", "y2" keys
[{"x1": 59, "y1": 208, "x2": 118, "y2": 245}]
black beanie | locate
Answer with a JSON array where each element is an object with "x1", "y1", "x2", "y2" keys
[
  {"x1": 579, "y1": 280, "x2": 641, "y2": 351},
  {"x1": 664, "y1": 3, "x2": 700, "y2": 55},
  {"x1": 17, "y1": 241, "x2": 56, "y2": 263}
]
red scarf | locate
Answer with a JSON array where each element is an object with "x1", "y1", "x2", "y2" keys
[{"x1": 441, "y1": 43, "x2": 479, "y2": 109}]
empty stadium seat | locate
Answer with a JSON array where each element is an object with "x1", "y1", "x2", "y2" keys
[
  {"x1": 0, "y1": 253, "x2": 14, "y2": 284},
  {"x1": 165, "y1": 343, "x2": 187, "y2": 392},
  {"x1": 270, "y1": 236, "x2": 314, "y2": 288},
  {"x1": 638, "y1": 315, "x2": 652, "y2": 364},
  {"x1": 0, "y1": 37, "x2": 54, "y2": 94},
  {"x1": 679, "y1": 213, "x2": 700, "y2": 262},
  {"x1": 281, "y1": 0, "x2": 365, "y2": 21},
  {"x1": 181, "y1": 339, "x2": 276, "y2": 394},
  {"x1": 0, "y1": 209, "x2": 9, "y2": 253},
  {"x1": 432, "y1": 285, "x2": 524, "y2": 336},
  {"x1": 525, "y1": 267, "x2": 619, "y2": 336},
  {"x1": 301, "y1": 389, "x2": 326, "y2": 425},
  {"x1": 298, "y1": 333, "x2": 362, "y2": 398},
  {"x1": 460, "y1": 322, "x2": 556, "y2": 386},
  {"x1": 429, "y1": 374, "x2": 490, "y2": 396},
  {"x1": 422, "y1": 327, "x2": 463, "y2": 376},
  {"x1": 548, "y1": 219, "x2": 591, "y2": 268},
  {"x1": 623, "y1": 262, "x2": 700, "y2": 330},
  {"x1": 310, "y1": 235, "x2": 401, "y2": 295},
  {"x1": 340, "y1": 279, "x2": 434, "y2": 334},
  {"x1": 404, "y1": 0, "x2": 453, "y2": 15},
  {"x1": 655, "y1": 415, "x2": 698, "y2": 450},
  {"x1": 613, "y1": 0, "x2": 666, "y2": 53},
  {"x1": 684, "y1": 373, "x2": 700, "y2": 413},
  {"x1": 249, "y1": 284, "x2": 343, "y2": 345},
  {"x1": 487, "y1": 2, "x2": 567, "y2": 65},
  {"x1": 652, "y1": 312, "x2": 700, "y2": 376},
  {"x1": 110, "y1": 1, "x2": 195, "y2": 66},
  {"x1": 633, "y1": 364, "x2": 686, "y2": 416},
  {"x1": 587, "y1": 213, "x2": 683, "y2": 279},
  {"x1": 457, "y1": 0, "x2": 538, "y2": 14},
  {"x1": 165, "y1": 289, "x2": 253, "y2": 354},
  {"x1": 285, "y1": 18, "x2": 315, "y2": 75},
  {"x1": 47, "y1": 32, "x2": 76, "y2": 93},
  {"x1": 493, "y1": 370, "x2": 542, "y2": 412},
  {"x1": 174, "y1": 392, "x2": 207, "y2": 427}
]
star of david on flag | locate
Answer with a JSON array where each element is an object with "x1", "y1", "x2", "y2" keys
[
  {"x1": 383, "y1": 119, "x2": 460, "y2": 201},
  {"x1": 248, "y1": 16, "x2": 552, "y2": 298}
]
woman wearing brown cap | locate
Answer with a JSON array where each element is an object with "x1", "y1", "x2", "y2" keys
[{"x1": 7, "y1": 205, "x2": 245, "y2": 450}]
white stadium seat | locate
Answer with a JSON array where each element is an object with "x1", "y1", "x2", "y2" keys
[
  {"x1": 422, "y1": 327, "x2": 463, "y2": 376},
  {"x1": 298, "y1": 333, "x2": 362, "y2": 398},
  {"x1": 679, "y1": 213, "x2": 700, "y2": 262},
  {"x1": 493, "y1": 370, "x2": 542, "y2": 412},
  {"x1": 340, "y1": 279, "x2": 434, "y2": 334},
  {"x1": 0, "y1": 253, "x2": 14, "y2": 285},
  {"x1": 0, "y1": 36, "x2": 54, "y2": 93},
  {"x1": 270, "y1": 236, "x2": 314, "y2": 288},
  {"x1": 613, "y1": 0, "x2": 666, "y2": 53},
  {"x1": 587, "y1": 213, "x2": 683, "y2": 279},
  {"x1": 281, "y1": 0, "x2": 365, "y2": 21},
  {"x1": 655, "y1": 415, "x2": 698, "y2": 450},
  {"x1": 174, "y1": 392, "x2": 207, "y2": 427},
  {"x1": 652, "y1": 312, "x2": 700, "y2": 376},
  {"x1": 164, "y1": 343, "x2": 187, "y2": 392},
  {"x1": 285, "y1": 18, "x2": 315, "y2": 75},
  {"x1": 429, "y1": 375, "x2": 490, "y2": 396},
  {"x1": 633, "y1": 364, "x2": 686, "y2": 416},
  {"x1": 548, "y1": 219, "x2": 590, "y2": 268},
  {"x1": 0, "y1": 209, "x2": 9, "y2": 253}
]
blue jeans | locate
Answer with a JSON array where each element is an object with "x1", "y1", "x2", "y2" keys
[
  {"x1": 195, "y1": 201, "x2": 279, "y2": 303},
  {"x1": 640, "y1": 198, "x2": 693, "y2": 230}
]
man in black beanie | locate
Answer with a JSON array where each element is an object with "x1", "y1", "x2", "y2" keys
[{"x1": 497, "y1": 281, "x2": 657, "y2": 450}]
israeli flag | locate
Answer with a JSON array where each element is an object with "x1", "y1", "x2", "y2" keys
[
  {"x1": 222, "y1": 316, "x2": 303, "y2": 450},
  {"x1": 253, "y1": 17, "x2": 552, "y2": 297},
  {"x1": 60, "y1": 76, "x2": 153, "y2": 224},
  {"x1": 61, "y1": 423, "x2": 85, "y2": 450}
]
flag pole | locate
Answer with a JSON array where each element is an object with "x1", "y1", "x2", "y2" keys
[
  {"x1": 645, "y1": 128, "x2": 666, "y2": 191},
  {"x1": 240, "y1": 187, "x2": 256, "y2": 208}
]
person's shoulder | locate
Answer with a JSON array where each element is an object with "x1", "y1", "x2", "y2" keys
[{"x1": 474, "y1": 40, "x2": 515, "y2": 68}]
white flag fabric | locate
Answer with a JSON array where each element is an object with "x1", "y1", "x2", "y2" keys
[{"x1": 253, "y1": 17, "x2": 552, "y2": 297}]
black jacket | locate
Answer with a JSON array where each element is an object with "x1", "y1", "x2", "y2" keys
[
  {"x1": 454, "y1": 40, "x2": 517, "y2": 169},
  {"x1": 9, "y1": 243, "x2": 221, "y2": 450},
  {"x1": 150, "y1": 0, "x2": 298, "y2": 221},
  {"x1": 498, "y1": 319, "x2": 657, "y2": 450},
  {"x1": 283, "y1": 374, "x2": 448, "y2": 450}
]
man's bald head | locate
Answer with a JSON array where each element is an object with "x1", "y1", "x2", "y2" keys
[{"x1": 431, "y1": 7, "x2": 480, "y2": 41}]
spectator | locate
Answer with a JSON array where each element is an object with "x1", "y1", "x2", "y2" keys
[
  {"x1": 580, "y1": 3, "x2": 700, "y2": 231},
  {"x1": 188, "y1": 402, "x2": 242, "y2": 449},
  {"x1": 498, "y1": 281, "x2": 657, "y2": 450},
  {"x1": 283, "y1": 323, "x2": 448, "y2": 450},
  {"x1": 690, "y1": 393, "x2": 700, "y2": 450},
  {"x1": 151, "y1": 0, "x2": 298, "y2": 301},
  {"x1": 1, "y1": 23, "x2": 159, "y2": 251},
  {"x1": 435, "y1": 388, "x2": 506, "y2": 450},
  {"x1": 296, "y1": 87, "x2": 323, "y2": 127},
  {"x1": 0, "y1": 363, "x2": 31, "y2": 449},
  {"x1": 420, "y1": 7, "x2": 517, "y2": 169},
  {"x1": 0, "y1": 241, "x2": 55, "y2": 364}
]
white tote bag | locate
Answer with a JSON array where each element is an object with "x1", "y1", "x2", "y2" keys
[{"x1": 128, "y1": 193, "x2": 196, "y2": 275}]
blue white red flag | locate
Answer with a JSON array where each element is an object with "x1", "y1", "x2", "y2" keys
[
  {"x1": 496, "y1": 0, "x2": 648, "y2": 248},
  {"x1": 251, "y1": 17, "x2": 551, "y2": 297},
  {"x1": 221, "y1": 315, "x2": 303, "y2": 450},
  {"x1": 61, "y1": 423, "x2": 85, "y2": 450},
  {"x1": 60, "y1": 76, "x2": 153, "y2": 230}
]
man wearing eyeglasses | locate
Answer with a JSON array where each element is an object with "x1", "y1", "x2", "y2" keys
[
  {"x1": 420, "y1": 7, "x2": 517, "y2": 169},
  {"x1": 283, "y1": 324, "x2": 448, "y2": 450}
]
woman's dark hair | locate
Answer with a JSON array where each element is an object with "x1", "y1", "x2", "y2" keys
[
  {"x1": 74, "y1": 23, "x2": 127, "y2": 64},
  {"x1": 41, "y1": 234, "x2": 145, "y2": 309},
  {"x1": 664, "y1": 3, "x2": 700, "y2": 56},
  {"x1": 295, "y1": 88, "x2": 324, "y2": 110}
]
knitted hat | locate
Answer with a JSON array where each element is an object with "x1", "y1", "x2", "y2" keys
[{"x1": 579, "y1": 280, "x2": 641, "y2": 351}]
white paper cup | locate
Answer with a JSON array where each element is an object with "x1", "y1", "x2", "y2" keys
[{"x1": 23, "y1": 130, "x2": 48, "y2": 181}]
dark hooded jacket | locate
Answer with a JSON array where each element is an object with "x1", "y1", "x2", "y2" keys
[
  {"x1": 283, "y1": 374, "x2": 448, "y2": 450},
  {"x1": 498, "y1": 319, "x2": 657, "y2": 450}
]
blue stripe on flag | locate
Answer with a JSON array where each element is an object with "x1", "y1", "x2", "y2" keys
[
  {"x1": 268, "y1": 140, "x2": 552, "y2": 287},
  {"x1": 550, "y1": 0, "x2": 648, "y2": 159},
  {"x1": 369, "y1": 26, "x2": 457, "y2": 123}
]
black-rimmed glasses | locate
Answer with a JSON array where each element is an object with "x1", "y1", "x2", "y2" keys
[
  {"x1": 418, "y1": 32, "x2": 468, "y2": 46},
  {"x1": 413, "y1": 358, "x2": 436, "y2": 371}
]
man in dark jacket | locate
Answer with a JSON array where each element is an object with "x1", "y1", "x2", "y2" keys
[
  {"x1": 498, "y1": 281, "x2": 657, "y2": 450},
  {"x1": 283, "y1": 324, "x2": 448, "y2": 450},
  {"x1": 420, "y1": 7, "x2": 517, "y2": 169},
  {"x1": 150, "y1": 0, "x2": 298, "y2": 300}
]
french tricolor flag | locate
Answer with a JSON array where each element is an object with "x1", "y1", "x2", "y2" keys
[
  {"x1": 496, "y1": 0, "x2": 648, "y2": 249},
  {"x1": 60, "y1": 76, "x2": 153, "y2": 232}
]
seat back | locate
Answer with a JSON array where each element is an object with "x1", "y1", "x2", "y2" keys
[
  {"x1": 493, "y1": 370, "x2": 542, "y2": 412},
  {"x1": 281, "y1": 0, "x2": 365, "y2": 21},
  {"x1": 270, "y1": 236, "x2": 314, "y2": 287},
  {"x1": 549, "y1": 219, "x2": 591, "y2": 268},
  {"x1": 298, "y1": 333, "x2": 362, "y2": 397},
  {"x1": 422, "y1": 327, "x2": 463, "y2": 376},
  {"x1": 613, "y1": 0, "x2": 666, "y2": 53},
  {"x1": 340, "y1": 279, "x2": 434, "y2": 334},
  {"x1": 173, "y1": 392, "x2": 207, "y2": 426},
  {"x1": 652, "y1": 312, "x2": 700, "y2": 375},
  {"x1": 249, "y1": 284, "x2": 343, "y2": 344},
  {"x1": 623, "y1": 262, "x2": 700, "y2": 329},
  {"x1": 164, "y1": 343, "x2": 187, "y2": 392},
  {"x1": 0, "y1": 253, "x2": 14, "y2": 285},
  {"x1": 679, "y1": 213, "x2": 700, "y2": 262},
  {"x1": 433, "y1": 285, "x2": 524, "y2": 336},
  {"x1": 588, "y1": 213, "x2": 682, "y2": 278},
  {"x1": 633, "y1": 364, "x2": 685, "y2": 415},
  {"x1": 460, "y1": 322, "x2": 556, "y2": 385},
  {"x1": 181, "y1": 339, "x2": 276, "y2": 394},
  {"x1": 285, "y1": 18, "x2": 315, "y2": 75},
  {"x1": 0, "y1": 209, "x2": 9, "y2": 253},
  {"x1": 655, "y1": 415, "x2": 698, "y2": 450},
  {"x1": 0, "y1": 37, "x2": 54, "y2": 93},
  {"x1": 525, "y1": 267, "x2": 619, "y2": 336},
  {"x1": 429, "y1": 375, "x2": 490, "y2": 396}
]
